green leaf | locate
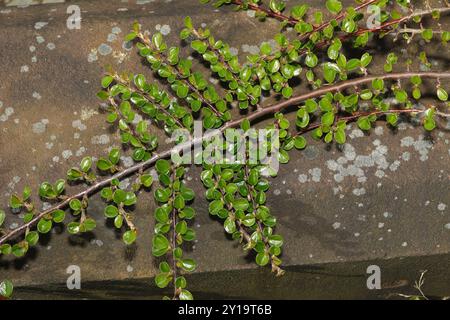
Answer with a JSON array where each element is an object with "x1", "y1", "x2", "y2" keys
[
  {"x1": 180, "y1": 186, "x2": 194, "y2": 201},
  {"x1": 281, "y1": 86, "x2": 293, "y2": 98},
  {"x1": 176, "y1": 220, "x2": 188, "y2": 235},
  {"x1": 9, "y1": 194, "x2": 22, "y2": 209},
  {"x1": 442, "y1": 31, "x2": 450, "y2": 43},
  {"x1": 37, "y1": 218, "x2": 52, "y2": 234},
  {"x1": 321, "y1": 111, "x2": 335, "y2": 127},
  {"x1": 346, "y1": 59, "x2": 360, "y2": 71},
  {"x1": 25, "y1": 231, "x2": 39, "y2": 246},
  {"x1": 167, "y1": 47, "x2": 180, "y2": 65},
  {"x1": 424, "y1": 117, "x2": 436, "y2": 131},
  {"x1": 410, "y1": 75, "x2": 422, "y2": 86},
  {"x1": 179, "y1": 289, "x2": 193, "y2": 300},
  {"x1": 152, "y1": 32, "x2": 164, "y2": 50},
  {"x1": 395, "y1": 90, "x2": 408, "y2": 103},
  {"x1": 372, "y1": 78, "x2": 384, "y2": 91},
  {"x1": 101, "y1": 75, "x2": 113, "y2": 88},
  {"x1": 175, "y1": 276, "x2": 187, "y2": 289},
  {"x1": 114, "y1": 215, "x2": 123, "y2": 229},
  {"x1": 109, "y1": 148, "x2": 120, "y2": 165},
  {"x1": 191, "y1": 40, "x2": 207, "y2": 54},
  {"x1": 52, "y1": 210, "x2": 66, "y2": 223},
  {"x1": 357, "y1": 117, "x2": 371, "y2": 131},
  {"x1": 0, "y1": 280, "x2": 13, "y2": 298},
  {"x1": 180, "y1": 207, "x2": 196, "y2": 220},
  {"x1": 67, "y1": 222, "x2": 80, "y2": 234},
  {"x1": 341, "y1": 18, "x2": 356, "y2": 33},
  {"x1": 154, "y1": 188, "x2": 170, "y2": 203},
  {"x1": 174, "y1": 195, "x2": 186, "y2": 210},
  {"x1": 140, "y1": 174, "x2": 153, "y2": 187},
  {"x1": 124, "y1": 32, "x2": 137, "y2": 42},
  {"x1": 105, "y1": 205, "x2": 119, "y2": 218},
  {"x1": 241, "y1": 119, "x2": 250, "y2": 131},
  {"x1": 421, "y1": 29, "x2": 433, "y2": 41},
  {"x1": 294, "y1": 136, "x2": 307, "y2": 149},
  {"x1": 155, "y1": 207, "x2": 169, "y2": 223},
  {"x1": 23, "y1": 186, "x2": 32, "y2": 201},
  {"x1": 67, "y1": 168, "x2": 83, "y2": 181},
  {"x1": 326, "y1": 0, "x2": 342, "y2": 14},
  {"x1": 39, "y1": 182, "x2": 56, "y2": 199},
  {"x1": 97, "y1": 158, "x2": 112, "y2": 171},
  {"x1": 208, "y1": 200, "x2": 223, "y2": 215},
  {"x1": 305, "y1": 52, "x2": 318, "y2": 68},
  {"x1": 0, "y1": 210, "x2": 5, "y2": 227},
  {"x1": 12, "y1": 243, "x2": 27, "y2": 257},
  {"x1": 278, "y1": 149, "x2": 290, "y2": 164},
  {"x1": 179, "y1": 258, "x2": 197, "y2": 272},
  {"x1": 334, "y1": 128, "x2": 346, "y2": 144},
  {"x1": 323, "y1": 63, "x2": 338, "y2": 83},
  {"x1": 291, "y1": 4, "x2": 309, "y2": 20},
  {"x1": 69, "y1": 198, "x2": 82, "y2": 211},
  {"x1": 437, "y1": 87, "x2": 448, "y2": 101},
  {"x1": 360, "y1": 89, "x2": 373, "y2": 100},
  {"x1": 123, "y1": 230, "x2": 137, "y2": 245},
  {"x1": 155, "y1": 272, "x2": 172, "y2": 288},
  {"x1": 224, "y1": 217, "x2": 236, "y2": 234},
  {"x1": 83, "y1": 218, "x2": 96, "y2": 232},
  {"x1": 113, "y1": 189, "x2": 127, "y2": 204},
  {"x1": 159, "y1": 261, "x2": 171, "y2": 273},
  {"x1": 123, "y1": 192, "x2": 137, "y2": 206},
  {"x1": 184, "y1": 16, "x2": 193, "y2": 29},
  {"x1": 256, "y1": 252, "x2": 270, "y2": 266},
  {"x1": 355, "y1": 32, "x2": 369, "y2": 47},
  {"x1": 267, "y1": 59, "x2": 280, "y2": 73},
  {"x1": 180, "y1": 28, "x2": 191, "y2": 40},
  {"x1": 97, "y1": 90, "x2": 109, "y2": 100},
  {"x1": 387, "y1": 113, "x2": 398, "y2": 126},
  {"x1": 260, "y1": 42, "x2": 272, "y2": 55},
  {"x1": 233, "y1": 198, "x2": 249, "y2": 211},
  {"x1": 54, "y1": 179, "x2": 65, "y2": 195},
  {"x1": 80, "y1": 157, "x2": 92, "y2": 173},
  {"x1": 327, "y1": 40, "x2": 341, "y2": 60},
  {"x1": 155, "y1": 159, "x2": 171, "y2": 175},
  {"x1": 152, "y1": 234, "x2": 170, "y2": 257},
  {"x1": 412, "y1": 87, "x2": 421, "y2": 100},
  {"x1": 268, "y1": 234, "x2": 284, "y2": 247},
  {"x1": 269, "y1": 0, "x2": 285, "y2": 13},
  {"x1": 0, "y1": 244, "x2": 12, "y2": 255}
]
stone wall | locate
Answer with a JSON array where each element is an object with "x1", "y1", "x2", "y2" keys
[{"x1": 0, "y1": 0, "x2": 449, "y2": 299}]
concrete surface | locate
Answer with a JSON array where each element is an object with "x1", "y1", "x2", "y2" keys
[{"x1": 0, "y1": 0, "x2": 449, "y2": 299}]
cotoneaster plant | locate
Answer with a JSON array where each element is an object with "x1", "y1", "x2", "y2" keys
[{"x1": 1, "y1": 0, "x2": 449, "y2": 300}]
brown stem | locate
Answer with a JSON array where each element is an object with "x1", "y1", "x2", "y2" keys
[
  {"x1": 232, "y1": 0, "x2": 298, "y2": 25},
  {"x1": 298, "y1": 0, "x2": 378, "y2": 42},
  {"x1": 233, "y1": 0, "x2": 377, "y2": 32},
  {"x1": 119, "y1": 204, "x2": 135, "y2": 231},
  {"x1": 337, "y1": 7, "x2": 450, "y2": 44},
  {"x1": 0, "y1": 71, "x2": 448, "y2": 246}
]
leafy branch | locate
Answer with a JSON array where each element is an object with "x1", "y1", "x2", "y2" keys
[
  {"x1": 1, "y1": 70, "x2": 447, "y2": 246},
  {"x1": 0, "y1": 0, "x2": 449, "y2": 300}
]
